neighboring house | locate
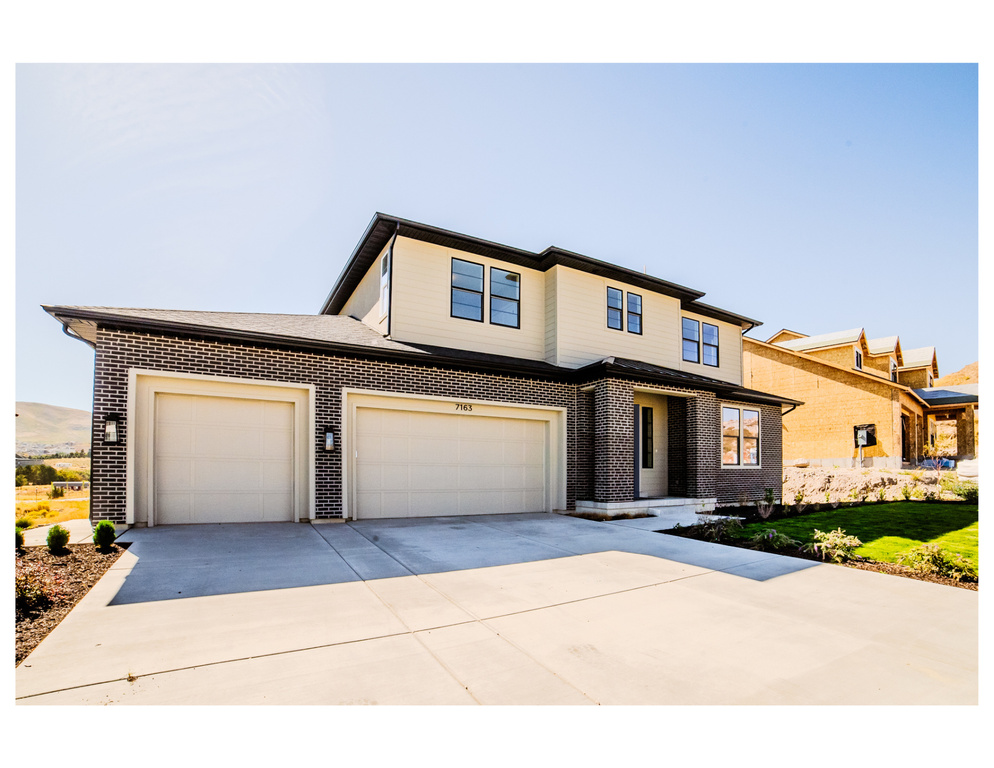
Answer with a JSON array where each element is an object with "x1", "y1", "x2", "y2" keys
[
  {"x1": 743, "y1": 328, "x2": 977, "y2": 468},
  {"x1": 46, "y1": 213, "x2": 798, "y2": 527}
]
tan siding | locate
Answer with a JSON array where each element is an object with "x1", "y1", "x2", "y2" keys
[
  {"x1": 554, "y1": 265, "x2": 682, "y2": 370},
  {"x1": 339, "y1": 242, "x2": 390, "y2": 335},
  {"x1": 390, "y1": 237, "x2": 547, "y2": 361},
  {"x1": 863, "y1": 353, "x2": 896, "y2": 380},
  {"x1": 678, "y1": 308, "x2": 743, "y2": 386}
]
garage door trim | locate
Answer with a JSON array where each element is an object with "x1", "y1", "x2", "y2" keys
[
  {"x1": 127, "y1": 370, "x2": 315, "y2": 526},
  {"x1": 342, "y1": 388, "x2": 567, "y2": 520}
]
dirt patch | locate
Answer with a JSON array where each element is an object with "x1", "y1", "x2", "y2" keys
[
  {"x1": 781, "y1": 467, "x2": 963, "y2": 504},
  {"x1": 15, "y1": 543, "x2": 127, "y2": 666}
]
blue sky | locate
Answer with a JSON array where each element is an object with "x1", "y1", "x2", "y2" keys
[{"x1": 15, "y1": 63, "x2": 978, "y2": 411}]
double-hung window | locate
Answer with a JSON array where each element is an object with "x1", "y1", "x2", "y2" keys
[
  {"x1": 451, "y1": 258, "x2": 484, "y2": 322},
  {"x1": 607, "y1": 287, "x2": 623, "y2": 330},
  {"x1": 722, "y1": 406, "x2": 760, "y2": 467},
  {"x1": 854, "y1": 348, "x2": 863, "y2": 370},
  {"x1": 682, "y1": 318, "x2": 700, "y2": 363},
  {"x1": 702, "y1": 323, "x2": 719, "y2": 366},
  {"x1": 627, "y1": 293, "x2": 642, "y2": 334},
  {"x1": 490, "y1": 267, "x2": 520, "y2": 328}
]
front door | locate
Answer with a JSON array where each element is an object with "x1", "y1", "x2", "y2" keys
[{"x1": 634, "y1": 393, "x2": 668, "y2": 497}]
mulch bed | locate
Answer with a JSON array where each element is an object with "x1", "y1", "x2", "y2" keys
[
  {"x1": 664, "y1": 527, "x2": 978, "y2": 591},
  {"x1": 15, "y1": 543, "x2": 128, "y2": 666}
]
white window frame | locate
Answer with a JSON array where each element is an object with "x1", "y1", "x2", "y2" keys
[
  {"x1": 890, "y1": 358, "x2": 897, "y2": 382},
  {"x1": 854, "y1": 348, "x2": 863, "y2": 370},
  {"x1": 721, "y1": 403, "x2": 761, "y2": 469},
  {"x1": 379, "y1": 250, "x2": 391, "y2": 320}
]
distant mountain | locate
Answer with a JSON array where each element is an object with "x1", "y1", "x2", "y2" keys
[
  {"x1": 15, "y1": 402, "x2": 91, "y2": 455},
  {"x1": 935, "y1": 361, "x2": 978, "y2": 387}
]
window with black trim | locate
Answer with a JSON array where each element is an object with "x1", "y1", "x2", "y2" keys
[
  {"x1": 641, "y1": 407, "x2": 653, "y2": 468},
  {"x1": 627, "y1": 293, "x2": 642, "y2": 334},
  {"x1": 682, "y1": 318, "x2": 700, "y2": 363},
  {"x1": 854, "y1": 348, "x2": 863, "y2": 370},
  {"x1": 607, "y1": 287, "x2": 623, "y2": 330},
  {"x1": 702, "y1": 323, "x2": 719, "y2": 367},
  {"x1": 722, "y1": 406, "x2": 760, "y2": 467},
  {"x1": 451, "y1": 258, "x2": 484, "y2": 322},
  {"x1": 490, "y1": 267, "x2": 520, "y2": 328}
]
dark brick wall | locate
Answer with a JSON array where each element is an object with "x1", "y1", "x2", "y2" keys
[{"x1": 87, "y1": 328, "x2": 783, "y2": 522}]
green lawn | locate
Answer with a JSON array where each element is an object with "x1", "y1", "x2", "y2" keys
[{"x1": 736, "y1": 502, "x2": 979, "y2": 570}]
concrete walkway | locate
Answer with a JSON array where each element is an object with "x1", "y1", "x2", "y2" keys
[
  {"x1": 20, "y1": 518, "x2": 94, "y2": 547},
  {"x1": 15, "y1": 514, "x2": 977, "y2": 705}
]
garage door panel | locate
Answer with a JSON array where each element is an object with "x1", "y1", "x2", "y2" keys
[
  {"x1": 354, "y1": 405, "x2": 550, "y2": 519},
  {"x1": 154, "y1": 393, "x2": 295, "y2": 524}
]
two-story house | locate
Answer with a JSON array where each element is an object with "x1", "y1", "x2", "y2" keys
[
  {"x1": 46, "y1": 214, "x2": 798, "y2": 527},
  {"x1": 744, "y1": 328, "x2": 977, "y2": 468}
]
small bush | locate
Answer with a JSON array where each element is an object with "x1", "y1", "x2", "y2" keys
[
  {"x1": 946, "y1": 481, "x2": 978, "y2": 503},
  {"x1": 50, "y1": 485, "x2": 65, "y2": 499},
  {"x1": 803, "y1": 528, "x2": 863, "y2": 563},
  {"x1": 695, "y1": 514, "x2": 743, "y2": 543},
  {"x1": 897, "y1": 544, "x2": 977, "y2": 582},
  {"x1": 46, "y1": 524, "x2": 71, "y2": 553},
  {"x1": 93, "y1": 520, "x2": 116, "y2": 549},
  {"x1": 877, "y1": 487, "x2": 886, "y2": 502},
  {"x1": 16, "y1": 517, "x2": 32, "y2": 529},
  {"x1": 911, "y1": 487, "x2": 924, "y2": 500},
  {"x1": 901, "y1": 484, "x2": 912, "y2": 501},
  {"x1": 747, "y1": 527, "x2": 800, "y2": 552},
  {"x1": 16, "y1": 527, "x2": 24, "y2": 549},
  {"x1": 15, "y1": 559, "x2": 66, "y2": 614}
]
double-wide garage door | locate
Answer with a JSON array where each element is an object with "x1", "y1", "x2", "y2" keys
[{"x1": 354, "y1": 406, "x2": 548, "y2": 519}]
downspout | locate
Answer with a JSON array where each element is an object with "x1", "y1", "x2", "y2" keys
[{"x1": 782, "y1": 403, "x2": 798, "y2": 417}]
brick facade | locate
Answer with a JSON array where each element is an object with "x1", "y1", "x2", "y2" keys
[{"x1": 89, "y1": 328, "x2": 783, "y2": 523}]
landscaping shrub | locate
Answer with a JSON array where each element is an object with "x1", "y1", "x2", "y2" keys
[
  {"x1": 945, "y1": 481, "x2": 979, "y2": 503},
  {"x1": 15, "y1": 559, "x2": 66, "y2": 614},
  {"x1": 901, "y1": 484, "x2": 912, "y2": 501},
  {"x1": 93, "y1": 520, "x2": 116, "y2": 549},
  {"x1": 803, "y1": 528, "x2": 863, "y2": 563},
  {"x1": 50, "y1": 485, "x2": 65, "y2": 499},
  {"x1": 16, "y1": 517, "x2": 32, "y2": 529},
  {"x1": 46, "y1": 524, "x2": 71, "y2": 553},
  {"x1": 16, "y1": 527, "x2": 24, "y2": 550},
  {"x1": 897, "y1": 544, "x2": 977, "y2": 582},
  {"x1": 695, "y1": 514, "x2": 743, "y2": 543},
  {"x1": 747, "y1": 527, "x2": 800, "y2": 552}
]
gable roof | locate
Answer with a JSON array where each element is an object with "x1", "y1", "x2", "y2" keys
[
  {"x1": 743, "y1": 336, "x2": 930, "y2": 407},
  {"x1": 773, "y1": 327, "x2": 865, "y2": 353},
  {"x1": 900, "y1": 346, "x2": 938, "y2": 371},
  {"x1": 764, "y1": 329, "x2": 808, "y2": 344},
  {"x1": 318, "y1": 213, "x2": 761, "y2": 329},
  {"x1": 866, "y1": 335, "x2": 899, "y2": 356}
]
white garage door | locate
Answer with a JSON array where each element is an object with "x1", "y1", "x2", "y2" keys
[
  {"x1": 154, "y1": 393, "x2": 295, "y2": 524},
  {"x1": 355, "y1": 407, "x2": 547, "y2": 519}
]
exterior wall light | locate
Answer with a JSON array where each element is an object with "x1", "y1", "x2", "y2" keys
[
  {"x1": 104, "y1": 414, "x2": 122, "y2": 445},
  {"x1": 324, "y1": 428, "x2": 336, "y2": 451}
]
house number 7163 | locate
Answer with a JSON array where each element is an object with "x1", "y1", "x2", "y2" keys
[{"x1": 455, "y1": 403, "x2": 473, "y2": 411}]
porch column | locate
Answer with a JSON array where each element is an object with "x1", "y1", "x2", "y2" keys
[
  {"x1": 956, "y1": 405, "x2": 977, "y2": 459},
  {"x1": 593, "y1": 379, "x2": 634, "y2": 502}
]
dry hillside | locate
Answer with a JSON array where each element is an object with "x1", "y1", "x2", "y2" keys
[
  {"x1": 935, "y1": 361, "x2": 978, "y2": 386},
  {"x1": 15, "y1": 401, "x2": 91, "y2": 455}
]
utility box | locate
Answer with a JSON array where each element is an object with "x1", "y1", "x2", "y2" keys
[{"x1": 854, "y1": 423, "x2": 877, "y2": 448}]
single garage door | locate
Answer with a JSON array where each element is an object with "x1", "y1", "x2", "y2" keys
[
  {"x1": 154, "y1": 393, "x2": 295, "y2": 524},
  {"x1": 354, "y1": 407, "x2": 547, "y2": 519}
]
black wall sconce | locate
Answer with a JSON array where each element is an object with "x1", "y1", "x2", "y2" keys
[
  {"x1": 104, "y1": 414, "x2": 122, "y2": 445},
  {"x1": 324, "y1": 428, "x2": 336, "y2": 451}
]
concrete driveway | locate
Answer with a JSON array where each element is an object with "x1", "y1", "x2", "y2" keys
[{"x1": 15, "y1": 513, "x2": 977, "y2": 705}]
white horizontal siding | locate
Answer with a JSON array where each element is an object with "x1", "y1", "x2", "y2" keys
[
  {"x1": 339, "y1": 242, "x2": 390, "y2": 335},
  {"x1": 678, "y1": 308, "x2": 743, "y2": 385}
]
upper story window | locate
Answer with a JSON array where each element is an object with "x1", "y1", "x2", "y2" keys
[
  {"x1": 682, "y1": 318, "x2": 700, "y2": 363},
  {"x1": 490, "y1": 267, "x2": 520, "y2": 328},
  {"x1": 451, "y1": 258, "x2": 484, "y2": 322},
  {"x1": 702, "y1": 323, "x2": 719, "y2": 367},
  {"x1": 607, "y1": 287, "x2": 623, "y2": 330},
  {"x1": 928, "y1": 371, "x2": 934, "y2": 387},
  {"x1": 722, "y1": 406, "x2": 760, "y2": 467},
  {"x1": 854, "y1": 348, "x2": 863, "y2": 370},
  {"x1": 379, "y1": 251, "x2": 391, "y2": 319},
  {"x1": 890, "y1": 359, "x2": 897, "y2": 382},
  {"x1": 627, "y1": 293, "x2": 642, "y2": 334}
]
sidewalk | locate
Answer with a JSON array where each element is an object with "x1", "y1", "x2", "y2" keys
[{"x1": 21, "y1": 518, "x2": 94, "y2": 547}]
